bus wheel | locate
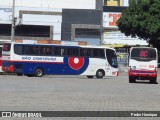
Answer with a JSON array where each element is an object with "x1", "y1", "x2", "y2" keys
[
  {"x1": 26, "y1": 74, "x2": 34, "y2": 77},
  {"x1": 129, "y1": 76, "x2": 135, "y2": 83},
  {"x1": 96, "y1": 70, "x2": 104, "y2": 78},
  {"x1": 87, "y1": 76, "x2": 94, "y2": 78},
  {"x1": 35, "y1": 68, "x2": 44, "y2": 77}
]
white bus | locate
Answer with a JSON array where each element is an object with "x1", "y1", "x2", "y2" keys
[
  {"x1": 128, "y1": 47, "x2": 158, "y2": 83},
  {"x1": 2, "y1": 42, "x2": 119, "y2": 78}
]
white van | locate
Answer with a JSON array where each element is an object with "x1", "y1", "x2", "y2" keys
[{"x1": 128, "y1": 47, "x2": 158, "y2": 83}]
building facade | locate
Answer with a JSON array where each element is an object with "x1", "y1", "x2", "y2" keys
[
  {"x1": 0, "y1": 0, "x2": 102, "y2": 44},
  {"x1": 0, "y1": 0, "x2": 148, "y2": 47},
  {"x1": 62, "y1": 9, "x2": 102, "y2": 45},
  {"x1": 0, "y1": 6, "x2": 62, "y2": 43},
  {"x1": 102, "y1": 4, "x2": 148, "y2": 49},
  {"x1": 104, "y1": 0, "x2": 130, "y2": 6}
]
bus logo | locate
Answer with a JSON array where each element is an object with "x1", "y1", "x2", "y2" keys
[
  {"x1": 2, "y1": 112, "x2": 11, "y2": 117},
  {"x1": 68, "y1": 57, "x2": 84, "y2": 70}
]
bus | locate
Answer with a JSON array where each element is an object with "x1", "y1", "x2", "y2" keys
[
  {"x1": 0, "y1": 45, "x2": 2, "y2": 72},
  {"x1": 2, "y1": 42, "x2": 119, "y2": 78},
  {"x1": 128, "y1": 47, "x2": 158, "y2": 83}
]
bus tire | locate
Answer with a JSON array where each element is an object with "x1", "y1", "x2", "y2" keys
[
  {"x1": 129, "y1": 76, "x2": 135, "y2": 83},
  {"x1": 96, "y1": 69, "x2": 104, "y2": 78},
  {"x1": 87, "y1": 76, "x2": 94, "y2": 78},
  {"x1": 150, "y1": 77, "x2": 157, "y2": 84},
  {"x1": 26, "y1": 74, "x2": 34, "y2": 77},
  {"x1": 35, "y1": 68, "x2": 44, "y2": 77}
]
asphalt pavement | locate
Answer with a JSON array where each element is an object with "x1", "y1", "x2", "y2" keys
[{"x1": 0, "y1": 72, "x2": 160, "y2": 119}]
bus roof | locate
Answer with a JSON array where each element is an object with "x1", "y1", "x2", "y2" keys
[{"x1": 9, "y1": 42, "x2": 116, "y2": 50}]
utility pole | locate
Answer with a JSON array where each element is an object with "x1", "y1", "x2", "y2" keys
[
  {"x1": 100, "y1": 9, "x2": 103, "y2": 46},
  {"x1": 11, "y1": 0, "x2": 15, "y2": 42}
]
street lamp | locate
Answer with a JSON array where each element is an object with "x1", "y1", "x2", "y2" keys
[{"x1": 11, "y1": 0, "x2": 15, "y2": 42}]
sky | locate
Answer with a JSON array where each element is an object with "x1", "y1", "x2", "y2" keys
[{"x1": 0, "y1": 0, "x2": 95, "y2": 9}]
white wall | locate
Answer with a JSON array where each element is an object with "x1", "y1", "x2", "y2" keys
[
  {"x1": 0, "y1": 0, "x2": 96, "y2": 9},
  {"x1": 0, "y1": 5, "x2": 62, "y2": 40},
  {"x1": 0, "y1": 0, "x2": 96, "y2": 41},
  {"x1": 23, "y1": 14, "x2": 62, "y2": 40}
]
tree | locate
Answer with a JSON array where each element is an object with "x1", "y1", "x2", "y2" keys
[{"x1": 117, "y1": 0, "x2": 160, "y2": 47}]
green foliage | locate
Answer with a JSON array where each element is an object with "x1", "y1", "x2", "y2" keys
[{"x1": 117, "y1": 0, "x2": 160, "y2": 47}]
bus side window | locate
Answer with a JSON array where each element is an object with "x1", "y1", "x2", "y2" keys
[
  {"x1": 86, "y1": 49, "x2": 91, "y2": 57},
  {"x1": 14, "y1": 45, "x2": 25, "y2": 55},
  {"x1": 25, "y1": 46, "x2": 39, "y2": 55},
  {"x1": 80, "y1": 48, "x2": 92, "y2": 57},
  {"x1": 93, "y1": 49, "x2": 98, "y2": 57},
  {"x1": 32, "y1": 46, "x2": 40, "y2": 55},
  {"x1": 80, "y1": 48, "x2": 87, "y2": 56},
  {"x1": 40, "y1": 46, "x2": 52, "y2": 56},
  {"x1": 60, "y1": 48, "x2": 66, "y2": 56},
  {"x1": 72, "y1": 48, "x2": 79, "y2": 56},
  {"x1": 68, "y1": 48, "x2": 79, "y2": 56},
  {"x1": 26, "y1": 46, "x2": 32, "y2": 55},
  {"x1": 99, "y1": 49, "x2": 105, "y2": 58},
  {"x1": 54, "y1": 47, "x2": 61, "y2": 56},
  {"x1": 93, "y1": 49, "x2": 105, "y2": 58}
]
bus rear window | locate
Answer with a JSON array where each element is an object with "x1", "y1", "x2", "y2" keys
[
  {"x1": 3, "y1": 43, "x2": 11, "y2": 51},
  {"x1": 131, "y1": 48, "x2": 156, "y2": 60}
]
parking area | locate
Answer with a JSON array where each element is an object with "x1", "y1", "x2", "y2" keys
[{"x1": 0, "y1": 72, "x2": 160, "y2": 113}]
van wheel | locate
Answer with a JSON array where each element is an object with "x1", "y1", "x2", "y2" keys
[
  {"x1": 129, "y1": 76, "x2": 136, "y2": 83},
  {"x1": 150, "y1": 77, "x2": 157, "y2": 84},
  {"x1": 35, "y1": 68, "x2": 44, "y2": 77},
  {"x1": 87, "y1": 76, "x2": 94, "y2": 78},
  {"x1": 96, "y1": 70, "x2": 104, "y2": 78}
]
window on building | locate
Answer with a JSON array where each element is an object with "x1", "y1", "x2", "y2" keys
[
  {"x1": 0, "y1": 24, "x2": 50, "y2": 37},
  {"x1": 75, "y1": 29, "x2": 100, "y2": 38}
]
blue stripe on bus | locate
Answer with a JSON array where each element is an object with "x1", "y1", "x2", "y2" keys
[{"x1": 6, "y1": 57, "x2": 89, "y2": 75}]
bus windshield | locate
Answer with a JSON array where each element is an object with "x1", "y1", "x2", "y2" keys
[
  {"x1": 131, "y1": 48, "x2": 156, "y2": 61},
  {"x1": 106, "y1": 49, "x2": 118, "y2": 68}
]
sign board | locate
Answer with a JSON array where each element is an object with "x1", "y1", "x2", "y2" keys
[
  {"x1": 0, "y1": 7, "x2": 12, "y2": 21},
  {"x1": 103, "y1": 12, "x2": 122, "y2": 28}
]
